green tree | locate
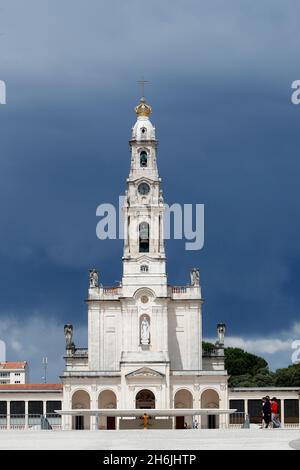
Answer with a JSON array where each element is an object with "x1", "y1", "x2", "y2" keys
[
  {"x1": 225, "y1": 348, "x2": 268, "y2": 377},
  {"x1": 202, "y1": 341, "x2": 215, "y2": 353},
  {"x1": 202, "y1": 342, "x2": 300, "y2": 387},
  {"x1": 202, "y1": 342, "x2": 275, "y2": 387},
  {"x1": 274, "y1": 363, "x2": 300, "y2": 387},
  {"x1": 252, "y1": 369, "x2": 275, "y2": 387},
  {"x1": 229, "y1": 374, "x2": 256, "y2": 387}
]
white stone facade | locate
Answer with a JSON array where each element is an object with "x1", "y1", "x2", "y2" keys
[
  {"x1": 0, "y1": 362, "x2": 29, "y2": 385},
  {"x1": 61, "y1": 97, "x2": 228, "y2": 430}
]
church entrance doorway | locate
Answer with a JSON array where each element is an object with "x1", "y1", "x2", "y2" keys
[
  {"x1": 175, "y1": 416, "x2": 185, "y2": 429},
  {"x1": 135, "y1": 389, "x2": 155, "y2": 409},
  {"x1": 107, "y1": 416, "x2": 116, "y2": 430},
  {"x1": 75, "y1": 415, "x2": 84, "y2": 430},
  {"x1": 71, "y1": 390, "x2": 91, "y2": 430},
  {"x1": 98, "y1": 390, "x2": 117, "y2": 430},
  {"x1": 201, "y1": 389, "x2": 220, "y2": 429},
  {"x1": 174, "y1": 389, "x2": 193, "y2": 429},
  {"x1": 208, "y1": 415, "x2": 216, "y2": 429}
]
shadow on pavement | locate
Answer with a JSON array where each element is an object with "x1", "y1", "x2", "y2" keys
[{"x1": 289, "y1": 439, "x2": 300, "y2": 450}]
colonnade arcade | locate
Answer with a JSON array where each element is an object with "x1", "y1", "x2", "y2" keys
[{"x1": 70, "y1": 387, "x2": 221, "y2": 430}]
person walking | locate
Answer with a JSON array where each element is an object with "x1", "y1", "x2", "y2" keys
[
  {"x1": 260, "y1": 397, "x2": 266, "y2": 428},
  {"x1": 192, "y1": 419, "x2": 198, "y2": 429},
  {"x1": 271, "y1": 397, "x2": 281, "y2": 428},
  {"x1": 262, "y1": 396, "x2": 272, "y2": 428}
]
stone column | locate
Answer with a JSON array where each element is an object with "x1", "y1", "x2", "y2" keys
[
  {"x1": 90, "y1": 388, "x2": 98, "y2": 431},
  {"x1": 219, "y1": 412, "x2": 226, "y2": 429},
  {"x1": 25, "y1": 401, "x2": 28, "y2": 429},
  {"x1": 193, "y1": 388, "x2": 201, "y2": 430},
  {"x1": 160, "y1": 213, "x2": 164, "y2": 253},
  {"x1": 92, "y1": 414, "x2": 99, "y2": 431},
  {"x1": 198, "y1": 390, "x2": 202, "y2": 429},
  {"x1": 90, "y1": 414, "x2": 97, "y2": 431},
  {"x1": 219, "y1": 391, "x2": 227, "y2": 429},
  {"x1": 7, "y1": 401, "x2": 10, "y2": 430},
  {"x1": 43, "y1": 400, "x2": 47, "y2": 417},
  {"x1": 243, "y1": 398, "x2": 249, "y2": 426},
  {"x1": 280, "y1": 399, "x2": 285, "y2": 428},
  {"x1": 172, "y1": 416, "x2": 176, "y2": 429},
  {"x1": 62, "y1": 413, "x2": 72, "y2": 431},
  {"x1": 62, "y1": 392, "x2": 73, "y2": 431}
]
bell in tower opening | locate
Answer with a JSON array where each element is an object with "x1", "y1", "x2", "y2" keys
[{"x1": 140, "y1": 150, "x2": 148, "y2": 167}]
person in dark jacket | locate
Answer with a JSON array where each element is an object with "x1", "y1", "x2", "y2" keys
[
  {"x1": 262, "y1": 396, "x2": 272, "y2": 428},
  {"x1": 260, "y1": 397, "x2": 266, "y2": 428}
]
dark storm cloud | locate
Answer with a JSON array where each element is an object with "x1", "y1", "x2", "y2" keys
[{"x1": 0, "y1": 0, "x2": 300, "y2": 380}]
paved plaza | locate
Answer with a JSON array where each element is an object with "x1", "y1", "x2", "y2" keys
[{"x1": 0, "y1": 429, "x2": 299, "y2": 450}]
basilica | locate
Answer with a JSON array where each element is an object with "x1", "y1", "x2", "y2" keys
[
  {"x1": 60, "y1": 96, "x2": 229, "y2": 430},
  {"x1": 1, "y1": 99, "x2": 299, "y2": 432}
]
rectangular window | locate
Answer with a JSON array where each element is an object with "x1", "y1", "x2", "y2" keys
[
  {"x1": 284, "y1": 399, "x2": 299, "y2": 424},
  {"x1": 10, "y1": 401, "x2": 25, "y2": 415},
  {"x1": 46, "y1": 401, "x2": 62, "y2": 414},
  {"x1": 229, "y1": 399, "x2": 245, "y2": 425},
  {"x1": 229, "y1": 399, "x2": 245, "y2": 413},
  {"x1": 0, "y1": 401, "x2": 7, "y2": 415},
  {"x1": 248, "y1": 400, "x2": 263, "y2": 424},
  {"x1": 28, "y1": 401, "x2": 43, "y2": 415}
]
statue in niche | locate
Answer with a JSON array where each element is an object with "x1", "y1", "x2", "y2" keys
[
  {"x1": 190, "y1": 267, "x2": 200, "y2": 286},
  {"x1": 141, "y1": 316, "x2": 150, "y2": 345},
  {"x1": 64, "y1": 324, "x2": 73, "y2": 349},
  {"x1": 89, "y1": 269, "x2": 99, "y2": 288}
]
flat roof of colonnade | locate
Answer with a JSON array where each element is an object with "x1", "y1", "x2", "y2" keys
[{"x1": 0, "y1": 384, "x2": 63, "y2": 393}]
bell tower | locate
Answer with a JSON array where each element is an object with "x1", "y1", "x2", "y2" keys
[{"x1": 122, "y1": 97, "x2": 167, "y2": 296}]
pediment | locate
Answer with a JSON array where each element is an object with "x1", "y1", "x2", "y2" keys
[
  {"x1": 136, "y1": 255, "x2": 153, "y2": 263},
  {"x1": 126, "y1": 367, "x2": 164, "y2": 379}
]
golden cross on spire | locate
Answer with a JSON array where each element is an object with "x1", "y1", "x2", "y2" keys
[{"x1": 137, "y1": 76, "x2": 150, "y2": 98}]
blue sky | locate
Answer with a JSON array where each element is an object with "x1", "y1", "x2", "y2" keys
[{"x1": 0, "y1": 0, "x2": 300, "y2": 381}]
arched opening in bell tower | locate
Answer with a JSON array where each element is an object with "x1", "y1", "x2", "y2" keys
[
  {"x1": 139, "y1": 222, "x2": 149, "y2": 252},
  {"x1": 140, "y1": 150, "x2": 148, "y2": 167}
]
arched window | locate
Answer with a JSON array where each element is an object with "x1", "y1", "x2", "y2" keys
[
  {"x1": 139, "y1": 222, "x2": 149, "y2": 253},
  {"x1": 140, "y1": 151, "x2": 148, "y2": 167},
  {"x1": 140, "y1": 265, "x2": 149, "y2": 273}
]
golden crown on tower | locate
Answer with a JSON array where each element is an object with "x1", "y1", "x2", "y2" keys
[{"x1": 135, "y1": 97, "x2": 152, "y2": 117}]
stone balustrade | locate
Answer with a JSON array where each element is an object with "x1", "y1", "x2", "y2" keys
[
  {"x1": 168, "y1": 285, "x2": 202, "y2": 300},
  {"x1": 88, "y1": 286, "x2": 122, "y2": 300}
]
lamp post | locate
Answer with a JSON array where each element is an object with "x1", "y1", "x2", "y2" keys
[{"x1": 42, "y1": 357, "x2": 48, "y2": 384}]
